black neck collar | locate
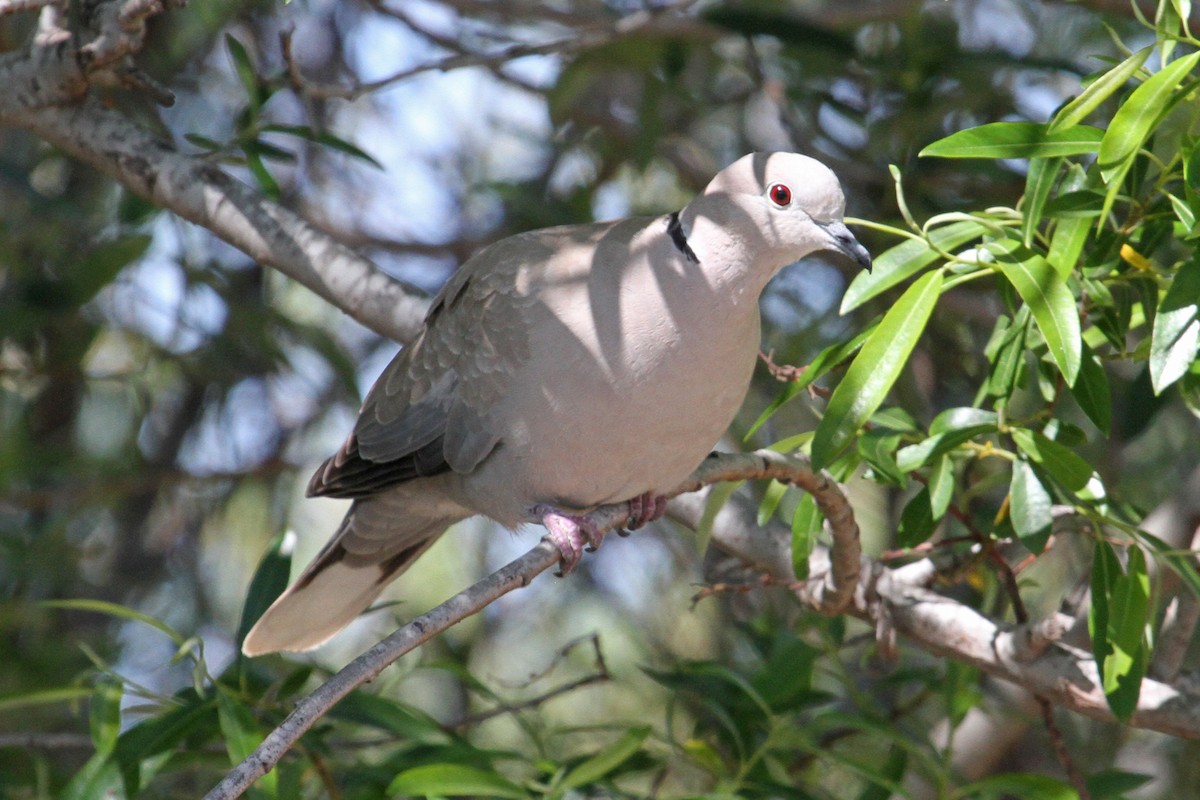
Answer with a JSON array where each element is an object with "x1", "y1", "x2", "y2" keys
[{"x1": 667, "y1": 211, "x2": 699, "y2": 264}]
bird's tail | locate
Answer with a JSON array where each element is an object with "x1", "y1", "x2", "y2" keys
[{"x1": 241, "y1": 490, "x2": 470, "y2": 656}]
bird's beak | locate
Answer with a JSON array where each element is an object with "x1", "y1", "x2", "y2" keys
[{"x1": 822, "y1": 221, "x2": 872, "y2": 272}]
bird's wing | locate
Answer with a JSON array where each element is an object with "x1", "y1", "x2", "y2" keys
[{"x1": 308, "y1": 230, "x2": 556, "y2": 498}]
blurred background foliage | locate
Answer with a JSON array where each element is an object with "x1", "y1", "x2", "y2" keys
[{"x1": 1, "y1": 0, "x2": 1198, "y2": 798}]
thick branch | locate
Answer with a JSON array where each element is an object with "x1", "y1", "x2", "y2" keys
[
  {"x1": 669, "y1": 489, "x2": 1200, "y2": 742},
  {"x1": 11, "y1": 101, "x2": 429, "y2": 343}
]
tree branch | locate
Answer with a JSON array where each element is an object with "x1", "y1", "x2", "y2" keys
[
  {"x1": 13, "y1": 101, "x2": 430, "y2": 343},
  {"x1": 667, "y1": 489, "x2": 1200, "y2": 741}
]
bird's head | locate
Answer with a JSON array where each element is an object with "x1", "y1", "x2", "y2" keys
[{"x1": 684, "y1": 152, "x2": 871, "y2": 277}]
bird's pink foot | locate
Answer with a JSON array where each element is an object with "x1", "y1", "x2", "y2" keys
[
  {"x1": 537, "y1": 506, "x2": 604, "y2": 576},
  {"x1": 625, "y1": 491, "x2": 668, "y2": 533}
]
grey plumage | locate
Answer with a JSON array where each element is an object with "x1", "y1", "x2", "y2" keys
[{"x1": 242, "y1": 152, "x2": 870, "y2": 655}]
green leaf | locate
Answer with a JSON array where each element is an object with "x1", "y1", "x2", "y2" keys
[
  {"x1": 983, "y1": 310, "x2": 1030, "y2": 402},
  {"x1": 930, "y1": 406, "x2": 998, "y2": 435},
  {"x1": 895, "y1": 428, "x2": 993, "y2": 473},
  {"x1": 953, "y1": 772, "x2": 1075, "y2": 800},
  {"x1": 989, "y1": 239, "x2": 1082, "y2": 385},
  {"x1": 856, "y1": 747, "x2": 908, "y2": 800},
  {"x1": 1010, "y1": 428, "x2": 1092, "y2": 491},
  {"x1": 42, "y1": 599, "x2": 186, "y2": 646},
  {"x1": 1022, "y1": 157, "x2": 1063, "y2": 247},
  {"x1": 78, "y1": 235, "x2": 152, "y2": 304},
  {"x1": 561, "y1": 726, "x2": 651, "y2": 789},
  {"x1": 114, "y1": 691, "x2": 216, "y2": 795},
  {"x1": 330, "y1": 692, "x2": 452, "y2": 744},
  {"x1": 1010, "y1": 459, "x2": 1053, "y2": 553},
  {"x1": 812, "y1": 270, "x2": 944, "y2": 469},
  {"x1": 1098, "y1": 51, "x2": 1200, "y2": 182},
  {"x1": 217, "y1": 690, "x2": 277, "y2": 798},
  {"x1": 791, "y1": 494, "x2": 823, "y2": 581},
  {"x1": 1048, "y1": 46, "x2": 1153, "y2": 133},
  {"x1": 1137, "y1": 528, "x2": 1200, "y2": 599},
  {"x1": 90, "y1": 678, "x2": 123, "y2": 756},
  {"x1": 897, "y1": 486, "x2": 937, "y2": 547},
  {"x1": 1101, "y1": 546, "x2": 1150, "y2": 721},
  {"x1": 236, "y1": 533, "x2": 293, "y2": 650},
  {"x1": 756, "y1": 479, "x2": 789, "y2": 527},
  {"x1": 386, "y1": 764, "x2": 527, "y2": 799},
  {"x1": 1086, "y1": 769, "x2": 1153, "y2": 799},
  {"x1": 225, "y1": 35, "x2": 261, "y2": 110},
  {"x1": 896, "y1": 408, "x2": 999, "y2": 472},
  {"x1": 61, "y1": 752, "x2": 124, "y2": 800},
  {"x1": 0, "y1": 686, "x2": 93, "y2": 712},
  {"x1": 1150, "y1": 258, "x2": 1200, "y2": 393},
  {"x1": 745, "y1": 327, "x2": 873, "y2": 440},
  {"x1": 1071, "y1": 341, "x2": 1112, "y2": 434},
  {"x1": 920, "y1": 122, "x2": 1105, "y2": 159},
  {"x1": 1090, "y1": 539, "x2": 1118, "y2": 681},
  {"x1": 927, "y1": 454, "x2": 955, "y2": 520},
  {"x1": 841, "y1": 221, "x2": 984, "y2": 313},
  {"x1": 261, "y1": 124, "x2": 384, "y2": 168},
  {"x1": 857, "y1": 429, "x2": 906, "y2": 486}
]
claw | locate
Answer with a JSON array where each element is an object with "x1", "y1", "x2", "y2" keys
[
  {"x1": 537, "y1": 506, "x2": 603, "y2": 576},
  {"x1": 625, "y1": 491, "x2": 669, "y2": 531}
]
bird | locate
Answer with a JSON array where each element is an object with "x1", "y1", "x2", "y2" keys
[{"x1": 241, "y1": 152, "x2": 871, "y2": 655}]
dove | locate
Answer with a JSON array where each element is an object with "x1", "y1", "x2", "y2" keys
[{"x1": 242, "y1": 152, "x2": 871, "y2": 655}]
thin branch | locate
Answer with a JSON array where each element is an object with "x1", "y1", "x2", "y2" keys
[
  {"x1": 0, "y1": 732, "x2": 94, "y2": 749},
  {"x1": 281, "y1": 1, "x2": 716, "y2": 101}
]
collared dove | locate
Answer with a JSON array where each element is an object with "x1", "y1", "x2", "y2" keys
[{"x1": 242, "y1": 152, "x2": 871, "y2": 655}]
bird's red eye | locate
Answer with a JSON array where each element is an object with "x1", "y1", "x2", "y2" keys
[{"x1": 769, "y1": 183, "x2": 792, "y2": 207}]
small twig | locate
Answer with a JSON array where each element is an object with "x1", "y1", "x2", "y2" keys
[
  {"x1": 451, "y1": 671, "x2": 610, "y2": 731},
  {"x1": 280, "y1": 1, "x2": 715, "y2": 101},
  {"x1": 1038, "y1": 698, "x2": 1092, "y2": 800},
  {"x1": 759, "y1": 348, "x2": 807, "y2": 382}
]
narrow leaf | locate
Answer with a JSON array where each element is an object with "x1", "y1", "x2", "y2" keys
[
  {"x1": 225, "y1": 35, "x2": 260, "y2": 109},
  {"x1": 1048, "y1": 46, "x2": 1153, "y2": 133},
  {"x1": 90, "y1": 679, "x2": 123, "y2": 757},
  {"x1": 745, "y1": 327, "x2": 873, "y2": 440},
  {"x1": 1010, "y1": 459, "x2": 1053, "y2": 553},
  {"x1": 386, "y1": 764, "x2": 527, "y2": 799},
  {"x1": 791, "y1": 494, "x2": 823, "y2": 580},
  {"x1": 1011, "y1": 428, "x2": 1092, "y2": 491},
  {"x1": 1070, "y1": 342, "x2": 1112, "y2": 434},
  {"x1": 989, "y1": 239, "x2": 1082, "y2": 385},
  {"x1": 43, "y1": 599, "x2": 185, "y2": 645},
  {"x1": 1022, "y1": 157, "x2": 1063, "y2": 247},
  {"x1": 920, "y1": 122, "x2": 1105, "y2": 159},
  {"x1": 1150, "y1": 258, "x2": 1200, "y2": 393},
  {"x1": 756, "y1": 479, "x2": 789, "y2": 527},
  {"x1": 813, "y1": 271, "x2": 944, "y2": 468},
  {"x1": 561, "y1": 726, "x2": 651, "y2": 789},
  {"x1": 841, "y1": 221, "x2": 984, "y2": 312},
  {"x1": 1098, "y1": 51, "x2": 1200, "y2": 181},
  {"x1": 927, "y1": 454, "x2": 955, "y2": 520},
  {"x1": 897, "y1": 486, "x2": 937, "y2": 547},
  {"x1": 236, "y1": 533, "x2": 292, "y2": 649},
  {"x1": 1102, "y1": 546, "x2": 1149, "y2": 720}
]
